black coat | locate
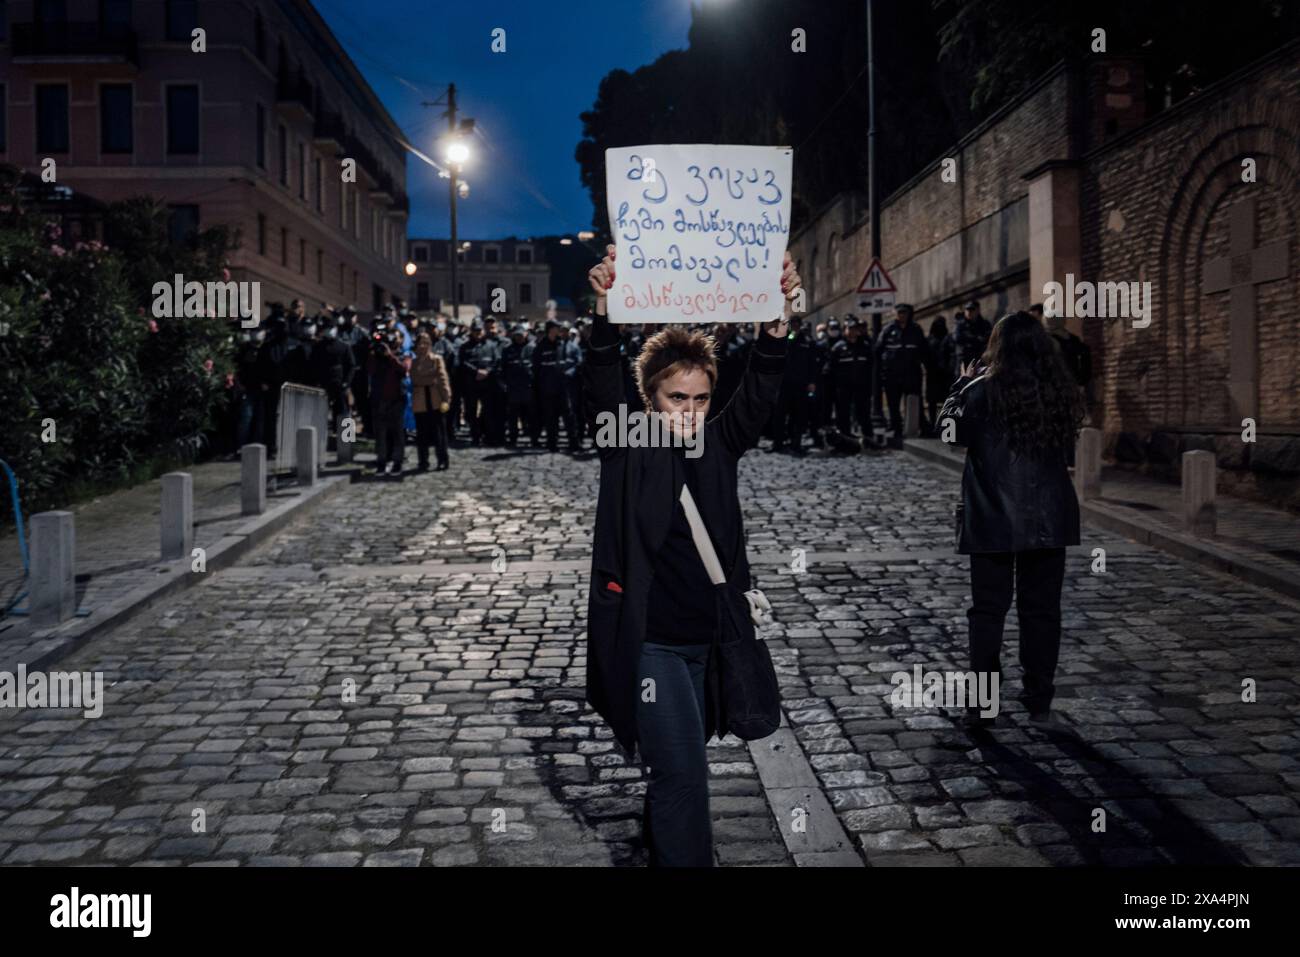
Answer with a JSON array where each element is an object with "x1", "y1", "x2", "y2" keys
[
  {"x1": 583, "y1": 317, "x2": 788, "y2": 758},
  {"x1": 939, "y1": 374, "x2": 1080, "y2": 554}
]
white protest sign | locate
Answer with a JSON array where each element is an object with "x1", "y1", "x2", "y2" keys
[{"x1": 604, "y1": 144, "x2": 792, "y2": 324}]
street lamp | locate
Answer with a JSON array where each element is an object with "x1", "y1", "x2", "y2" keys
[
  {"x1": 446, "y1": 141, "x2": 470, "y2": 166},
  {"x1": 404, "y1": 262, "x2": 417, "y2": 277}
]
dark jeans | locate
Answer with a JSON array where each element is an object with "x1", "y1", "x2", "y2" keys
[
  {"x1": 414, "y1": 410, "x2": 449, "y2": 468},
  {"x1": 636, "y1": 641, "x2": 713, "y2": 867},
  {"x1": 967, "y1": 548, "x2": 1067, "y2": 715}
]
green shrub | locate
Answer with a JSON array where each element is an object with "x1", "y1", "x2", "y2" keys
[{"x1": 0, "y1": 165, "x2": 239, "y2": 523}]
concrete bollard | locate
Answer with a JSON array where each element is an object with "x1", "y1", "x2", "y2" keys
[
  {"x1": 241, "y1": 443, "x2": 267, "y2": 516},
  {"x1": 1074, "y1": 427, "x2": 1102, "y2": 500},
  {"x1": 30, "y1": 511, "x2": 75, "y2": 629},
  {"x1": 161, "y1": 472, "x2": 193, "y2": 561},
  {"x1": 336, "y1": 413, "x2": 354, "y2": 464},
  {"x1": 903, "y1": 394, "x2": 922, "y2": 438},
  {"x1": 1182, "y1": 449, "x2": 1216, "y2": 536},
  {"x1": 296, "y1": 426, "x2": 318, "y2": 487}
]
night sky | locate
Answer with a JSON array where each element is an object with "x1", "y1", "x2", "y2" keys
[{"x1": 312, "y1": 0, "x2": 696, "y2": 242}]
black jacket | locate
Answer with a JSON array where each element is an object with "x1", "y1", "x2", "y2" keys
[
  {"x1": 501, "y1": 340, "x2": 534, "y2": 400},
  {"x1": 939, "y1": 374, "x2": 1080, "y2": 554},
  {"x1": 875, "y1": 320, "x2": 929, "y2": 392},
  {"x1": 583, "y1": 315, "x2": 788, "y2": 758}
]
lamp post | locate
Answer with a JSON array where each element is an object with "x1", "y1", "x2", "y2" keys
[{"x1": 423, "y1": 84, "x2": 474, "y2": 323}]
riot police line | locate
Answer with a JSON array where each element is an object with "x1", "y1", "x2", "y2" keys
[{"x1": 226, "y1": 295, "x2": 1092, "y2": 475}]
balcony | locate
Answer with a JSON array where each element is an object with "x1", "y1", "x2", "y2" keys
[
  {"x1": 369, "y1": 168, "x2": 395, "y2": 204},
  {"x1": 12, "y1": 21, "x2": 139, "y2": 66},
  {"x1": 276, "y1": 68, "x2": 315, "y2": 121},
  {"x1": 312, "y1": 110, "x2": 345, "y2": 154}
]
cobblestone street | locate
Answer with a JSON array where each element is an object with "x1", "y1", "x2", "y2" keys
[{"x1": 1, "y1": 445, "x2": 1297, "y2": 866}]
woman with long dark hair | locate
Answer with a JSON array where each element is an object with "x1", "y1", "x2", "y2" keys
[
  {"x1": 939, "y1": 311, "x2": 1085, "y2": 731},
  {"x1": 582, "y1": 244, "x2": 801, "y2": 866}
]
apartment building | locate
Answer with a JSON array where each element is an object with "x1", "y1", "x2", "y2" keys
[
  {"x1": 0, "y1": 0, "x2": 410, "y2": 312},
  {"x1": 407, "y1": 236, "x2": 552, "y2": 322}
]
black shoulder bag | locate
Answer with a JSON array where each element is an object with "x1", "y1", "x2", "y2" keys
[{"x1": 678, "y1": 484, "x2": 781, "y2": 741}]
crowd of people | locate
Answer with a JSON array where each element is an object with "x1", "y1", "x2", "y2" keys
[{"x1": 229, "y1": 294, "x2": 1093, "y2": 476}]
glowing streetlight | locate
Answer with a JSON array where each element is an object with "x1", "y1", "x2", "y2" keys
[
  {"x1": 446, "y1": 140, "x2": 470, "y2": 166},
  {"x1": 404, "y1": 262, "x2": 417, "y2": 276}
]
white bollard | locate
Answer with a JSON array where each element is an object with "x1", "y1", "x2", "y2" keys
[
  {"x1": 1074, "y1": 427, "x2": 1102, "y2": 500},
  {"x1": 161, "y1": 472, "x2": 193, "y2": 561},
  {"x1": 30, "y1": 511, "x2": 75, "y2": 628},
  {"x1": 903, "y1": 394, "x2": 922, "y2": 438},
  {"x1": 1182, "y1": 449, "x2": 1216, "y2": 536},
  {"x1": 241, "y1": 443, "x2": 267, "y2": 516},
  {"x1": 296, "y1": 426, "x2": 318, "y2": 487}
]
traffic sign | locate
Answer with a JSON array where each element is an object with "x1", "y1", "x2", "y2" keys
[{"x1": 856, "y1": 257, "x2": 897, "y2": 312}]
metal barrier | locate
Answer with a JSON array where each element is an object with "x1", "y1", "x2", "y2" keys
[
  {"x1": 1, "y1": 458, "x2": 29, "y2": 617},
  {"x1": 275, "y1": 383, "x2": 330, "y2": 473}
]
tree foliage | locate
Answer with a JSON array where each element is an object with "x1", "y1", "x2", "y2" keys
[{"x1": 576, "y1": 0, "x2": 1299, "y2": 235}]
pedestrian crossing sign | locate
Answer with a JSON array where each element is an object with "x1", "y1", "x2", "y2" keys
[{"x1": 856, "y1": 258, "x2": 897, "y2": 312}]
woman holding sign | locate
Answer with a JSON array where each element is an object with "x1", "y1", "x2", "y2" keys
[{"x1": 582, "y1": 243, "x2": 802, "y2": 867}]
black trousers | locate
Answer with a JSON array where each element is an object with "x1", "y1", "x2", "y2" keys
[
  {"x1": 373, "y1": 399, "x2": 405, "y2": 468},
  {"x1": 538, "y1": 390, "x2": 576, "y2": 451},
  {"x1": 883, "y1": 383, "x2": 905, "y2": 439},
  {"x1": 967, "y1": 548, "x2": 1067, "y2": 715},
  {"x1": 770, "y1": 390, "x2": 808, "y2": 449},
  {"x1": 414, "y1": 410, "x2": 449, "y2": 468},
  {"x1": 504, "y1": 397, "x2": 535, "y2": 445},
  {"x1": 834, "y1": 387, "x2": 870, "y2": 435}
]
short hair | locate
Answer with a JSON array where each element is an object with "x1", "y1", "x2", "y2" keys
[
  {"x1": 635, "y1": 326, "x2": 718, "y2": 412},
  {"x1": 415, "y1": 332, "x2": 431, "y2": 347}
]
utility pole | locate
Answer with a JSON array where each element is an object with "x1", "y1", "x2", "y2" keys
[
  {"x1": 866, "y1": 0, "x2": 885, "y2": 432},
  {"x1": 446, "y1": 83, "x2": 460, "y2": 324},
  {"x1": 421, "y1": 83, "x2": 465, "y2": 323}
]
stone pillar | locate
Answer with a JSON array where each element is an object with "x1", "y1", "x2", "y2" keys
[
  {"x1": 1024, "y1": 160, "x2": 1083, "y2": 336},
  {"x1": 1074, "y1": 427, "x2": 1102, "y2": 500},
  {"x1": 903, "y1": 395, "x2": 922, "y2": 438},
  {"x1": 296, "y1": 426, "x2": 318, "y2": 487},
  {"x1": 30, "y1": 511, "x2": 75, "y2": 629},
  {"x1": 336, "y1": 414, "x2": 354, "y2": 464},
  {"x1": 161, "y1": 472, "x2": 193, "y2": 561},
  {"x1": 1182, "y1": 450, "x2": 1216, "y2": 536},
  {"x1": 241, "y1": 443, "x2": 267, "y2": 516}
]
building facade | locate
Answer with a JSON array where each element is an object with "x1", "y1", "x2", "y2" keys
[
  {"x1": 788, "y1": 44, "x2": 1299, "y2": 509},
  {"x1": 407, "y1": 236, "x2": 552, "y2": 322},
  {"x1": 0, "y1": 0, "x2": 410, "y2": 313}
]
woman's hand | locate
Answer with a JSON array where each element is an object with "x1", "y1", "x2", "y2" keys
[
  {"x1": 762, "y1": 251, "x2": 801, "y2": 338},
  {"x1": 959, "y1": 360, "x2": 980, "y2": 378},
  {"x1": 588, "y1": 244, "x2": 616, "y2": 317}
]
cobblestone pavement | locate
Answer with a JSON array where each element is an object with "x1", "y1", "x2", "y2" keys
[{"x1": 1, "y1": 440, "x2": 1297, "y2": 866}]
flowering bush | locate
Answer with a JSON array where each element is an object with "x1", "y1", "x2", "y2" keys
[{"x1": 0, "y1": 165, "x2": 238, "y2": 517}]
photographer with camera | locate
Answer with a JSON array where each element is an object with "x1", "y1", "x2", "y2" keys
[{"x1": 367, "y1": 318, "x2": 411, "y2": 476}]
